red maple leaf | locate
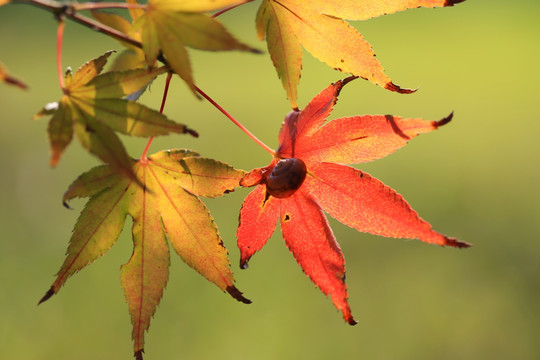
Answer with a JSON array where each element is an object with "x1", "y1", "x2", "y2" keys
[{"x1": 237, "y1": 77, "x2": 470, "y2": 325}]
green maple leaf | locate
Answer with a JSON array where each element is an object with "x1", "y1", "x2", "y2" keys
[
  {"x1": 34, "y1": 51, "x2": 196, "y2": 179},
  {"x1": 256, "y1": 0, "x2": 465, "y2": 108},
  {"x1": 39, "y1": 149, "x2": 250, "y2": 359},
  {"x1": 136, "y1": 0, "x2": 259, "y2": 93}
]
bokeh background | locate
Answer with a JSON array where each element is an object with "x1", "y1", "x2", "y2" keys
[{"x1": 1, "y1": 1, "x2": 539, "y2": 359}]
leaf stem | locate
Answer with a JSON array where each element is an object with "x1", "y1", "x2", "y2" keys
[
  {"x1": 24, "y1": 0, "x2": 142, "y2": 49},
  {"x1": 141, "y1": 73, "x2": 174, "y2": 160},
  {"x1": 56, "y1": 16, "x2": 65, "y2": 91},
  {"x1": 71, "y1": 2, "x2": 146, "y2": 11},
  {"x1": 195, "y1": 86, "x2": 277, "y2": 157},
  {"x1": 212, "y1": 0, "x2": 253, "y2": 18}
]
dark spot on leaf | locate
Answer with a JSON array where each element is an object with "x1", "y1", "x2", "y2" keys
[
  {"x1": 284, "y1": 214, "x2": 291, "y2": 221},
  {"x1": 340, "y1": 59, "x2": 345, "y2": 63},
  {"x1": 263, "y1": 191, "x2": 271, "y2": 205},
  {"x1": 85, "y1": 124, "x2": 95, "y2": 133},
  {"x1": 384, "y1": 115, "x2": 410, "y2": 140},
  {"x1": 350, "y1": 135, "x2": 368, "y2": 142}
]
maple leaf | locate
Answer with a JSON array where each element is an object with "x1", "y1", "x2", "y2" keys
[
  {"x1": 256, "y1": 0, "x2": 465, "y2": 109},
  {"x1": 237, "y1": 77, "x2": 470, "y2": 324},
  {"x1": 39, "y1": 149, "x2": 250, "y2": 359},
  {"x1": 136, "y1": 0, "x2": 259, "y2": 93},
  {"x1": 0, "y1": 61, "x2": 27, "y2": 89},
  {"x1": 33, "y1": 51, "x2": 196, "y2": 180}
]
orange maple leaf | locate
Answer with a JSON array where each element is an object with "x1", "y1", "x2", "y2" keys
[{"x1": 237, "y1": 77, "x2": 470, "y2": 324}]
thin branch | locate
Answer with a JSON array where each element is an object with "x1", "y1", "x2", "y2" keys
[
  {"x1": 213, "y1": 0, "x2": 253, "y2": 18},
  {"x1": 24, "y1": 0, "x2": 142, "y2": 48},
  {"x1": 71, "y1": 2, "x2": 146, "y2": 11}
]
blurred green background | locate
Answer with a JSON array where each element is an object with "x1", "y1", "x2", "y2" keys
[{"x1": 1, "y1": 1, "x2": 539, "y2": 359}]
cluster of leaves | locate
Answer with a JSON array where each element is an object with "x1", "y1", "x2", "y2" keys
[{"x1": 1, "y1": 0, "x2": 468, "y2": 359}]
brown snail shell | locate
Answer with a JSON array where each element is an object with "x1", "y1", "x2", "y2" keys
[{"x1": 266, "y1": 158, "x2": 307, "y2": 198}]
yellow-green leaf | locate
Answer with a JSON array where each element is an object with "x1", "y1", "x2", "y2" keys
[
  {"x1": 33, "y1": 102, "x2": 58, "y2": 120},
  {"x1": 68, "y1": 51, "x2": 114, "y2": 90},
  {"x1": 47, "y1": 97, "x2": 73, "y2": 167},
  {"x1": 256, "y1": 0, "x2": 302, "y2": 109},
  {"x1": 73, "y1": 115, "x2": 134, "y2": 178},
  {"x1": 149, "y1": 150, "x2": 249, "y2": 197},
  {"x1": 35, "y1": 52, "x2": 195, "y2": 176},
  {"x1": 73, "y1": 67, "x2": 167, "y2": 99},
  {"x1": 302, "y1": 0, "x2": 465, "y2": 21},
  {"x1": 141, "y1": 0, "x2": 257, "y2": 92},
  {"x1": 72, "y1": 97, "x2": 190, "y2": 137},
  {"x1": 258, "y1": 0, "x2": 464, "y2": 107},
  {"x1": 152, "y1": 0, "x2": 245, "y2": 13},
  {"x1": 125, "y1": 0, "x2": 145, "y2": 21},
  {"x1": 111, "y1": 49, "x2": 147, "y2": 71},
  {"x1": 91, "y1": 10, "x2": 132, "y2": 36},
  {"x1": 280, "y1": 5, "x2": 392, "y2": 92},
  {"x1": 41, "y1": 150, "x2": 250, "y2": 358}
]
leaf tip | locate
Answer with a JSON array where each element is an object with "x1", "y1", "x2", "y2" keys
[
  {"x1": 49, "y1": 154, "x2": 60, "y2": 168},
  {"x1": 340, "y1": 75, "x2": 358, "y2": 87},
  {"x1": 385, "y1": 82, "x2": 417, "y2": 94},
  {"x1": 37, "y1": 287, "x2": 55, "y2": 305},
  {"x1": 445, "y1": 0, "x2": 466, "y2": 5},
  {"x1": 226, "y1": 286, "x2": 252, "y2": 304},
  {"x1": 444, "y1": 237, "x2": 472, "y2": 249},
  {"x1": 62, "y1": 200, "x2": 72, "y2": 209},
  {"x1": 434, "y1": 112, "x2": 454, "y2": 128},
  {"x1": 134, "y1": 349, "x2": 144, "y2": 360},
  {"x1": 332, "y1": 76, "x2": 358, "y2": 99},
  {"x1": 186, "y1": 127, "x2": 199, "y2": 138},
  {"x1": 249, "y1": 47, "x2": 264, "y2": 55},
  {"x1": 239, "y1": 258, "x2": 249, "y2": 269},
  {"x1": 342, "y1": 305, "x2": 357, "y2": 325},
  {"x1": 4, "y1": 75, "x2": 28, "y2": 90}
]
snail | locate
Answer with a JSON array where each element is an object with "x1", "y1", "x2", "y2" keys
[{"x1": 266, "y1": 158, "x2": 307, "y2": 198}]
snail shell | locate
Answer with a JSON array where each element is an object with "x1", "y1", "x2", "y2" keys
[{"x1": 266, "y1": 158, "x2": 307, "y2": 198}]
